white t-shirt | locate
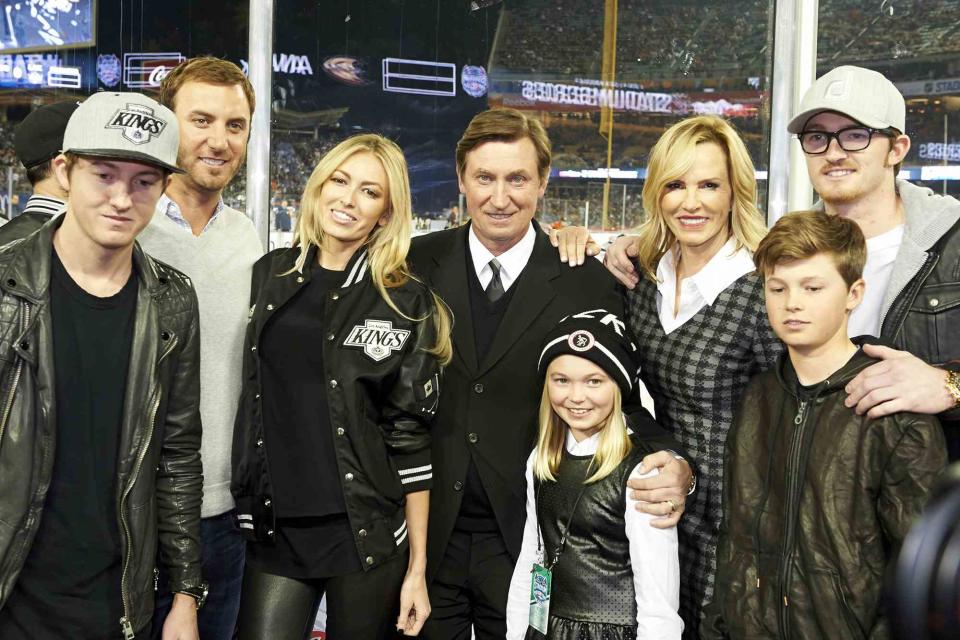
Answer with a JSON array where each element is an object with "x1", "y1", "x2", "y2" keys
[{"x1": 848, "y1": 224, "x2": 904, "y2": 338}]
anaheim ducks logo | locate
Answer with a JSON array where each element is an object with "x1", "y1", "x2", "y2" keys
[
  {"x1": 105, "y1": 104, "x2": 167, "y2": 145},
  {"x1": 344, "y1": 319, "x2": 411, "y2": 362}
]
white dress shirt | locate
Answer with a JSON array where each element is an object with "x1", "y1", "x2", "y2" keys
[
  {"x1": 157, "y1": 192, "x2": 225, "y2": 236},
  {"x1": 655, "y1": 238, "x2": 756, "y2": 334},
  {"x1": 505, "y1": 428, "x2": 683, "y2": 639},
  {"x1": 468, "y1": 222, "x2": 536, "y2": 292}
]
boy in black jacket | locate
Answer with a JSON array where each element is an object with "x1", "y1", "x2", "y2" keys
[{"x1": 703, "y1": 210, "x2": 946, "y2": 639}]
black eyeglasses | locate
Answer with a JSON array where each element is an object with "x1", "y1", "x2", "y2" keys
[{"x1": 797, "y1": 126, "x2": 895, "y2": 154}]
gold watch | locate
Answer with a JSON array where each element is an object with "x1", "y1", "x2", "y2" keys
[{"x1": 946, "y1": 370, "x2": 960, "y2": 408}]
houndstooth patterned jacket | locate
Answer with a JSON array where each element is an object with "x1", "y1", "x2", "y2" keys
[{"x1": 625, "y1": 271, "x2": 782, "y2": 638}]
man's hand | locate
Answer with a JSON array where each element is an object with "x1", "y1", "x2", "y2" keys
[
  {"x1": 548, "y1": 226, "x2": 600, "y2": 266},
  {"x1": 603, "y1": 234, "x2": 641, "y2": 289},
  {"x1": 161, "y1": 593, "x2": 199, "y2": 640},
  {"x1": 397, "y1": 569, "x2": 431, "y2": 636},
  {"x1": 845, "y1": 343, "x2": 955, "y2": 418},
  {"x1": 628, "y1": 451, "x2": 693, "y2": 528}
]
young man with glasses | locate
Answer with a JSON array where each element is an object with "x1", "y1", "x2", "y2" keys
[{"x1": 786, "y1": 65, "x2": 960, "y2": 455}]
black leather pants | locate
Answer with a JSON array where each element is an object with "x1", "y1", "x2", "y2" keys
[{"x1": 236, "y1": 549, "x2": 407, "y2": 640}]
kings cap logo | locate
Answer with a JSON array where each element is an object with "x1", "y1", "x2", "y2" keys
[
  {"x1": 568, "y1": 330, "x2": 595, "y2": 352},
  {"x1": 344, "y1": 319, "x2": 411, "y2": 362},
  {"x1": 105, "y1": 103, "x2": 167, "y2": 145}
]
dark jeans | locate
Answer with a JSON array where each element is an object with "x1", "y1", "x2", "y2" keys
[
  {"x1": 420, "y1": 528, "x2": 513, "y2": 640},
  {"x1": 151, "y1": 510, "x2": 246, "y2": 640},
  {"x1": 236, "y1": 549, "x2": 407, "y2": 640}
]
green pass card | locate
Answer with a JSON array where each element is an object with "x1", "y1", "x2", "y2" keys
[{"x1": 529, "y1": 563, "x2": 552, "y2": 634}]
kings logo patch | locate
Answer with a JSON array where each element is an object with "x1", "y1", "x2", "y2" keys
[
  {"x1": 344, "y1": 319, "x2": 411, "y2": 362},
  {"x1": 106, "y1": 104, "x2": 167, "y2": 145}
]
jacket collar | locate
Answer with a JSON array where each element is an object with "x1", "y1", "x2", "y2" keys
[
  {"x1": 813, "y1": 181, "x2": 960, "y2": 325},
  {"x1": 897, "y1": 180, "x2": 960, "y2": 251},
  {"x1": 294, "y1": 243, "x2": 370, "y2": 288},
  {"x1": 0, "y1": 213, "x2": 165, "y2": 303},
  {"x1": 774, "y1": 336, "x2": 885, "y2": 397}
]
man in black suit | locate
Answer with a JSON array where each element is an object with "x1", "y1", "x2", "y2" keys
[{"x1": 408, "y1": 108, "x2": 694, "y2": 639}]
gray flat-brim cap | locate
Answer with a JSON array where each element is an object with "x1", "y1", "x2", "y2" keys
[{"x1": 62, "y1": 91, "x2": 184, "y2": 173}]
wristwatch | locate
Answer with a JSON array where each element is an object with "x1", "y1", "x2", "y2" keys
[
  {"x1": 946, "y1": 370, "x2": 960, "y2": 408},
  {"x1": 669, "y1": 451, "x2": 698, "y2": 496},
  {"x1": 177, "y1": 582, "x2": 209, "y2": 610}
]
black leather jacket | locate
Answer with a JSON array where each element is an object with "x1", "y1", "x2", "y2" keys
[
  {"x1": 852, "y1": 182, "x2": 960, "y2": 429},
  {"x1": 703, "y1": 344, "x2": 946, "y2": 639},
  {"x1": 232, "y1": 246, "x2": 442, "y2": 571},
  {"x1": 0, "y1": 218, "x2": 205, "y2": 637}
]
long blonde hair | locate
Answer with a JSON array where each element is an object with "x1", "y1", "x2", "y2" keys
[
  {"x1": 291, "y1": 133, "x2": 452, "y2": 364},
  {"x1": 634, "y1": 115, "x2": 767, "y2": 282},
  {"x1": 532, "y1": 383, "x2": 632, "y2": 484}
]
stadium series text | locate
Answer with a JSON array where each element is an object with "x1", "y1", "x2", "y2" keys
[{"x1": 521, "y1": 80, "x2": 672, "y2": 112}]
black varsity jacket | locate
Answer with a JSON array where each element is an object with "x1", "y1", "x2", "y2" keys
[{"x1": 231, "y1": 245, "x2": 442, "y2": 570}]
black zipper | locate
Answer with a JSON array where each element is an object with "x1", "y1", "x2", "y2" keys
[
  {"x1": 119, "y1": 335, "x2": 178, "y2": 639},
  {"x1": 0, "y1": 305, "x2": 30, "y2": 451},
  {"x1": 879, "y1": 250, "x2": 938, "y2": 339},
  {"x1": 777, "y1": 397, "x2": 810, "y2": 639}
]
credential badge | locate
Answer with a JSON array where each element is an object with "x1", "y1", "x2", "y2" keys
[
  {"x1": 344, "y1": 319, "x2": 411, "y2": 362},
  {"x1": 106, "y1": 103, "x2": 167, "y2": 145}
]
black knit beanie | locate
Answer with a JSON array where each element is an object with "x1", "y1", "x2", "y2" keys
[{"x1": 537, "y1": 309, "x2": 640, "y2": 395}]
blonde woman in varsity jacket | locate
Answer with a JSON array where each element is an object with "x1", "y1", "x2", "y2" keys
[{"x1": 231, "y1": 134, "x2": 451, "y2": 640}]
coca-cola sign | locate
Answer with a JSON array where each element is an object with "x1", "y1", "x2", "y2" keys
[{"x1": 122, "y1": 52, "x2": 185, "y2": 89}]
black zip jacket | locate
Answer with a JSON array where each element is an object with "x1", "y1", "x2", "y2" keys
[
  {"x1": 232, "y1": 246, "x2": 442, "y2": 571},
  {"x1": 702, "y1": 342, "x2": 947, "y2": 639},
  {"x1": 0, "y1": 217, "x2": 205, "y2": 637}
]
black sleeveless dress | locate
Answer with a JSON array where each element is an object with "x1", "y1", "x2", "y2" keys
[{"x1": 526, "y1": 432, "x2": 654, "y2": 640}]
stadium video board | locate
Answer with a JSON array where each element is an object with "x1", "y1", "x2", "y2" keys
[{"x1": 0, "y1": 0, "x2": 96, "y2": 54}]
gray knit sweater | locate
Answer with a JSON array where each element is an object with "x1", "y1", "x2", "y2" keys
[{"x1": 138, "y1": 203, "x2": 263, "y2": 518}]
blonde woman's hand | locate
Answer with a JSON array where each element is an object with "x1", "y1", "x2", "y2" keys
[
  {"x1": 548, "y1": 225, "x2": 600, "y2": 266},
  {"x1": 396, "y1": 569, "x2": 431, "y2": 636},
  {"x1": 603, "y1": 234, "x2": 641, "y2": 289}
]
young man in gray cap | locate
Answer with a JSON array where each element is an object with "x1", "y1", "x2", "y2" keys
[
  {"x1": 0, "y1": 100, "x2": 79, "y2": 243},
  {"x1": 786, "y1": 66, "x2": 960, "y2": 450},
  {"x1": 0, "y1": 92, "x2": 206, "y2": 640}
]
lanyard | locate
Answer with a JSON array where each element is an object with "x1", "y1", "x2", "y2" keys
[{"x1": 535, "y1": 462, "x2": 592, "y2": 571}]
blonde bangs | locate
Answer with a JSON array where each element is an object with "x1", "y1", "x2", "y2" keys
[{"x1": 533, "y1": 384, "x2": 632, "y2": 485}]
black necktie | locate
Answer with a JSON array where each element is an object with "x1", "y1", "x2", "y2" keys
[{"x1": 486, "y1": 258, "x2": 505, "y2": 303}]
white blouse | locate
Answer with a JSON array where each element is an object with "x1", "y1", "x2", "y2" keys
[{"x1": 655, "y1": 238, "x2": 756, "y2": 335}]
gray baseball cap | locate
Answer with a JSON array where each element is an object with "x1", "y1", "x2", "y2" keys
[
  {"x1": 61, "y1": 91, "x2": 183, "y2": 173},
  {"x1": 787, "y1": 65, "x2": 906, "y2": 134}
]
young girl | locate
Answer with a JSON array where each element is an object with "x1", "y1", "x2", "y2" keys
[{"x1": 506, "y1": 311, "x2": 683, "y2": 639}]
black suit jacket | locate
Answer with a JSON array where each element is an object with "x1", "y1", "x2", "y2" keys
[{"x1": 408, "y1": 222, "x2": 688, "y2": 578}]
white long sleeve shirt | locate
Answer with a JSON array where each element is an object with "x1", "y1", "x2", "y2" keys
[
  {"x1": 505, "y1": 429, "x2": 683, "y2": 639},
  {"x1": 655, "y1": 238, "x2": 755, "y2": 335}
]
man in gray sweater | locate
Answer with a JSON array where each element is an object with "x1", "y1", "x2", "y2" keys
[{"x1": 140, "y1": 57, "x2": 263, "y2": 640}]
